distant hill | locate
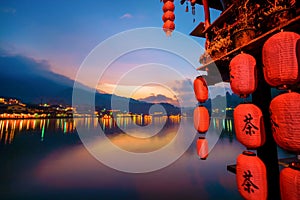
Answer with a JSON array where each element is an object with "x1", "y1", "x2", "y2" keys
[{"x1": 0, "y1": 50, "x2": 180, "y2": 115}]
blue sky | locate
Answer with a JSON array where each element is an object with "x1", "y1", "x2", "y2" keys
[{"x1": 0, "y1": 0, "x2": 224, "y2": 105}]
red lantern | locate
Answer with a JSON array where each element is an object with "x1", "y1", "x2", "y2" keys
[
  {"x1": 280, "y1": 162, "x2": 300, "y2": 200},
  {"x1": 162, "y1": 11, "x2": 175, "y2": 22},
  {"x1": 193, "y1": 106, "x2": 210, "y2": 133},
  {"x1": 193, "y1": 76, "x2": 209, "y2": 103},
  {"x1": 191, "y1": 0, "x2": 197, "y2": 6},
  {"x1": 230, "y1": 53, "x2": 257, "y2": 98},
  {"x1": 162, "y1": 1, "x2": 175, "y2": 36},
  {"x1": 236, "y1": 151, "x2": 267, "y2": 200},
  {"x1": 269, "y1": 92, "x2": 300, "y2": 152},
  {"x1": 234, "y1": 103, "x2": 265, "y2": 149},
  {"x1": 262, "y1": 31, "x2": 300, "y2": 88},
  {"x1": 162, "y1": 1, "x2": 175, "y2": 12},
  {"x1": 197, "y1": 137, "x2": 208, "y2": 160},
  {"x1": 163, "y1": 20, "x2": 175, "y2": 36}
]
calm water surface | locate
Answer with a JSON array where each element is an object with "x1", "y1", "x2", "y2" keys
[{"x1": 0, "y1": 117, "x2": 249, "y2": 199}]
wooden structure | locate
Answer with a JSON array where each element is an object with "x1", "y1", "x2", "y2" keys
[{"x1": 185, "y1": 1, "x2": 300, "y2": 200}]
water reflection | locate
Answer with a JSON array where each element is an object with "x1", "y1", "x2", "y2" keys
[
  {"x1": 0, "y1": 116, "x2": 246, "y2": 200},
  {"x1": 0, "y1": 117, "x2": 234, "y2": 146}
]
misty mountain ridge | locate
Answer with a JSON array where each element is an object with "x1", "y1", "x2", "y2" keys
[
  {"x1": 0, "y1": 49, "x2": 243, "y2": 115},
  {"x1": 0, "y1": 50, "x2": 181, "y2": 114}
]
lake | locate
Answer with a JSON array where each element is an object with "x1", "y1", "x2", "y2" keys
[{"x1": 0, "y1": 116, "x2": 250, "y2": 199}]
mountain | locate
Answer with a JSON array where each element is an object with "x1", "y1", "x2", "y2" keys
[{"x1": 0, "y1": 50, "x2": 180, "y2": 115}]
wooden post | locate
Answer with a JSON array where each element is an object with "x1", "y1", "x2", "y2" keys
[{"x1": 252, "y1": 56, "x2": 280, "y2": 200}]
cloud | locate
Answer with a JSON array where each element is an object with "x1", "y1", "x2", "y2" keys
[
  {"x1": 139, "y1": 94, "x2": 179, "y2": 106},
  {"x1": 0, "y1": 7, "x2": 16, "y2": 14},
  {"x1": 120, "y1": 13, "x2": 133, "y2": 19},
  {"x1": 171, "y1": 79, "x2": 197, "y2": 107}
]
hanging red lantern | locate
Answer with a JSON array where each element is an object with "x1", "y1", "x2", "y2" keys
[
  {"x1": 280, "y1": 162, "x2": 300, "y2": 200},
  {"x1": 269, "y1": 92, "x2": 300, "y2": 152},
  {"x1": 196, "y1": 137, "x2": 208, "y2": 160},
  {"x1": 163, "y1": 20, "x2": 175, "y2": 36},
  {"x1": 190, "y1": 0, "x2": 197, "y2": 6},
  {"x1": 162, "y1": 11, "x2": 175, "y2": 22},
  {"x1": 162, "y1": 0, "x2": 175, "y2": 36},
  {"x1": 236, "y1": 151, "x2": 268, "y2": 200},
  {"x1": 262, "y1": 31, "x2": 300, "y2": 88},
  {"x1": 234, "y1": 103, "x2": 266, "y2": 149},
  {"x1": 193, "y1": 106, "x2": 210, "y2": 133},
  {"x1": 230, "y1": 53, "x2": 257, "y2": 98},
  {"x1": 193, "y1": 76, "x2": 209, "y2": 103},
  {"x1": 162, "y1": 1, "x2": 175, "y2": 12}
]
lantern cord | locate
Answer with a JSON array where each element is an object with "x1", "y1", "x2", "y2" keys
[{"x1": 186, "y1": 2, "x2": 189, "y2": 12}]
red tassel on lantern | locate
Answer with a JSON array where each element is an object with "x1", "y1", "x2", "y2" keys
[
  {"x1": 262, "y1": 31, "x2": 300, "y2": 88},
  {"x1": 269, "y1": 92, "x2": 300, "y2": 152},
  {"x1": 193, "y1": 76, "x2": 209, "y2": 103},
  {"x1": 236, "y1": 151, "x2": 268, "y2": 200},
  {"x1": 230, "y1": 53, "x2": 257, "y2": 98},
  {"x1": 280, "y1": 162, "x2": 300, "y2": 200},
  {"x1": 197, "y1": 137, "x2": 208, "y2": 160},
  {"x1": 234, "y1": 103, "x2": 266, "y2": 149},
  {"x1": 193, "y1": 106, "x2": 210, "y2": 133}
]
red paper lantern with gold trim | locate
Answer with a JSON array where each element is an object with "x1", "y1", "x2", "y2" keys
[
  {"x1": 269, "y1": 92, "x2": 300, "y2": 152},
  {"x1": 196, "y1": 137, "x2": 208, "y2": 160},
  {"x1": 193, "y1": 106, "x2": 210, "y2": 133},
  {"x1": 230, "y1": 53, "x2": 257, "y2": 98},
  {"x1": 280, "y1": 162, "x2": 300, "y2": 200},
  {"x1": 234, "y1": 103, "x2": 266, "y2": 149},
  {"x1": 262, "y1": 31, "x2": 300, "y2": 88},
  {"x1": 193, "y1": 76, "x2": 209, "y2": 103},
  {"x1": 236, "y1": 151, "x2": 268, "y2": 200}
]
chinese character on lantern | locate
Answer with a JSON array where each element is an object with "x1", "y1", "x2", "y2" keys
[
  {"x1": 242, "y1": 113, "x2": 258, "y2": 136},
  {"x1": 242, "y1": 170, "x2": 259, "y2": 193}
]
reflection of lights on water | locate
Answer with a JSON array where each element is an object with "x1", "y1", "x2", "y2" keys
[
  {"x1": 0, "y1": 116, "x2": 183, "y2": 145},
  {"x1": 46, "y1": 119, "x2": 50, "y2": 129},
  {"x1": 0, "y1": 119, "x2": 76, "y2": 145},
  {"x1": 64, "y1": 121, "x2": 67, "y2": 134},
  {"x1": 41, "y1": 120, "x2": 45, "y2": 141},
  {"x1": 33, "y1": 120, "x2": 36, "y2": 130},
  {"x1": 0, "y1": 121, "x2": 3, "y2": 140},
  {"x1": 221, "y1": 118, "x2": 233, "y2": 132}
]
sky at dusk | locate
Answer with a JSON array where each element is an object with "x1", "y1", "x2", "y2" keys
[{"x1": 0, "y1": 0, "x2": 224, "y2": 105}]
